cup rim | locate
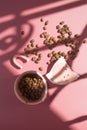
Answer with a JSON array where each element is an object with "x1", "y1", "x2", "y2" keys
[{"x1": 14, "y1": 70, "x2": 48, "y2": 105}]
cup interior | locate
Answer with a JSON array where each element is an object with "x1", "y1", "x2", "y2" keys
[{"x1": 14, "y1": 71, "x2": 47, "y2": 105}]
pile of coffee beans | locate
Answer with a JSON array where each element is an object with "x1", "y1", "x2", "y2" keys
[{"x1": 18, "y1": 74, "x2": 45, "y2": 102}]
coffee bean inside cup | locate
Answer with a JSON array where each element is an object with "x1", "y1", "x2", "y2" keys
[{"x1": 18, "y1": 73, "x2": 45, "y2": 102}]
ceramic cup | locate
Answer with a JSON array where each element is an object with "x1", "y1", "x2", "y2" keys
[{"x1": 14, "y1": 71, "x2": 47, "y2": 105}]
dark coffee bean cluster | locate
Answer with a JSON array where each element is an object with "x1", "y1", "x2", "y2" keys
[
  {"x1": 18, "y1": 76, "x2": 45, "y2": 101},
  {"x1": 47, "y1": 50, "x2": 67, "y2": 64}
]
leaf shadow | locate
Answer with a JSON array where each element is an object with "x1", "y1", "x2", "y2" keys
[
  {"x1": 65, "y1": 115, "x2": 87, "y2": 125},
  {"x1": 0, "y1": 1, "x2": 87, "y2": 130}
]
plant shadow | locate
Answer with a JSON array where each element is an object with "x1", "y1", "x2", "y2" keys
[{"x1": 0, "y1": 0, "x2": 87, "y2": 130}]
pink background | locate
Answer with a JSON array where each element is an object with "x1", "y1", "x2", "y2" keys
[{"x1": 0, "y1": 0, "x2": 87, "y2": 130}]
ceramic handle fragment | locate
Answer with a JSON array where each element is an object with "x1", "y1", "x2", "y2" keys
[{"x1": 13, "y1": 54, "x2": 29, "y2": 69}]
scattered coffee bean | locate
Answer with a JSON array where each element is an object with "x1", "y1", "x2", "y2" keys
[
  {"x1": 38, "y1": 53, "x2": 41, "y2": 57},
  {"x1": 27, "y1": 44, "x2": 30, "y2": 48},
  {"x1": 31, "y1": 57, "x2": 37, "y2": 61},
  {"x1": 74, "y1": 34, "x2": 80, "y2": 38},
  {"x1": 45, "y1": 21, "x2": 49, "y2": 25},
  {"x1": 63, "y1": 24, "x2": 68, "y2": 28},
  {"x1": 31, "y1": 42, "x2": 34, "y2": 47},
  {"x1": 40, "y1": 18, "x2": 44, "y2": 22},
  {"x1": 33, "y1": 50, "x2": 38, "y2": 55},
  {"x1": 56, "y1": 25, "x2": 60, "y2": 29},
  {"x1": 21, "y1": 30, "x2": 24, "y2": 35},
  {"x1": 46, "y1": 62, "x2": 50, "y2": 65},
  {"x1": 47, "y1": 53, "x2": 52, "y2": 57},
  {"x1": 59, "y1": 21, "x2": 64, "y2": 25},
  {"x1": 67, "y1": 50, "x2": 72, "y2": 55},
  {"x1": 39, "y1": 67, "x2": 43, "y2": 71},
  {"x1": 52, "y1": 50, "x2": 55, "y2": 55},
  {"x1": 40, "y1": 33, "x2": 44, "y2": 38},
  {"x1": 83, "y1": 39, "x2": 87, "y2": 44},
  {"x1": 68, "y1": 31, "x2": 72, "y2": 36},
  {"x1": 36, "y1": 44, "x2": 39, "y2": 48},
  {"x1": 30, "y1": 39, "x2": 35, "y2": 43},
  {"x1": 43, "y1": 26, "x2": 47, "y2": 30},
  {"x1": 35, "y1": 60, "x2": 39, "y2": 64}
]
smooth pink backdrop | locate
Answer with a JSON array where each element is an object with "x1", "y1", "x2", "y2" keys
[{"x1": 0, "y1": 0, "x2": 87, "y2": 130}]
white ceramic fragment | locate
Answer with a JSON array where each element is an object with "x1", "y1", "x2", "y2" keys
[
  {"x1": 46, "y1": 57, "x2": 80, "y2": 85},
  {"x1": 13, "y1": 54, "x2": 29, "y2": 69}
]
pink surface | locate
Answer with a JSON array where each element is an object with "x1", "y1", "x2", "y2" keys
[{"x1": 0, "y1": 0, "x2": 87, "y2": 130}]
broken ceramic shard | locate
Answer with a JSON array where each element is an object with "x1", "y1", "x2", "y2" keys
[
  {"x1": 46, "y1": 57, "x2": 80, "y2": 85},
  {"x1": 13, "y1": 54, "x2": 29, "y2": 69}
]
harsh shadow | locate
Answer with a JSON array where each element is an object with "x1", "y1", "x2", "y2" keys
[
  {"x1": 65, "y1": 115, "x2": 87, "y2": 125},
  {"x1": 0, "y1": 1, "x2": 87, "y2": 130}
]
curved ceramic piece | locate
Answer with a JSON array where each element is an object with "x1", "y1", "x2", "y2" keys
[
  {"x1": 13, "y1": 54, "x2": 29, "y2": 69},
  {"x1": 46, "y1": 57, "x2": 80, "y2": 85}
]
